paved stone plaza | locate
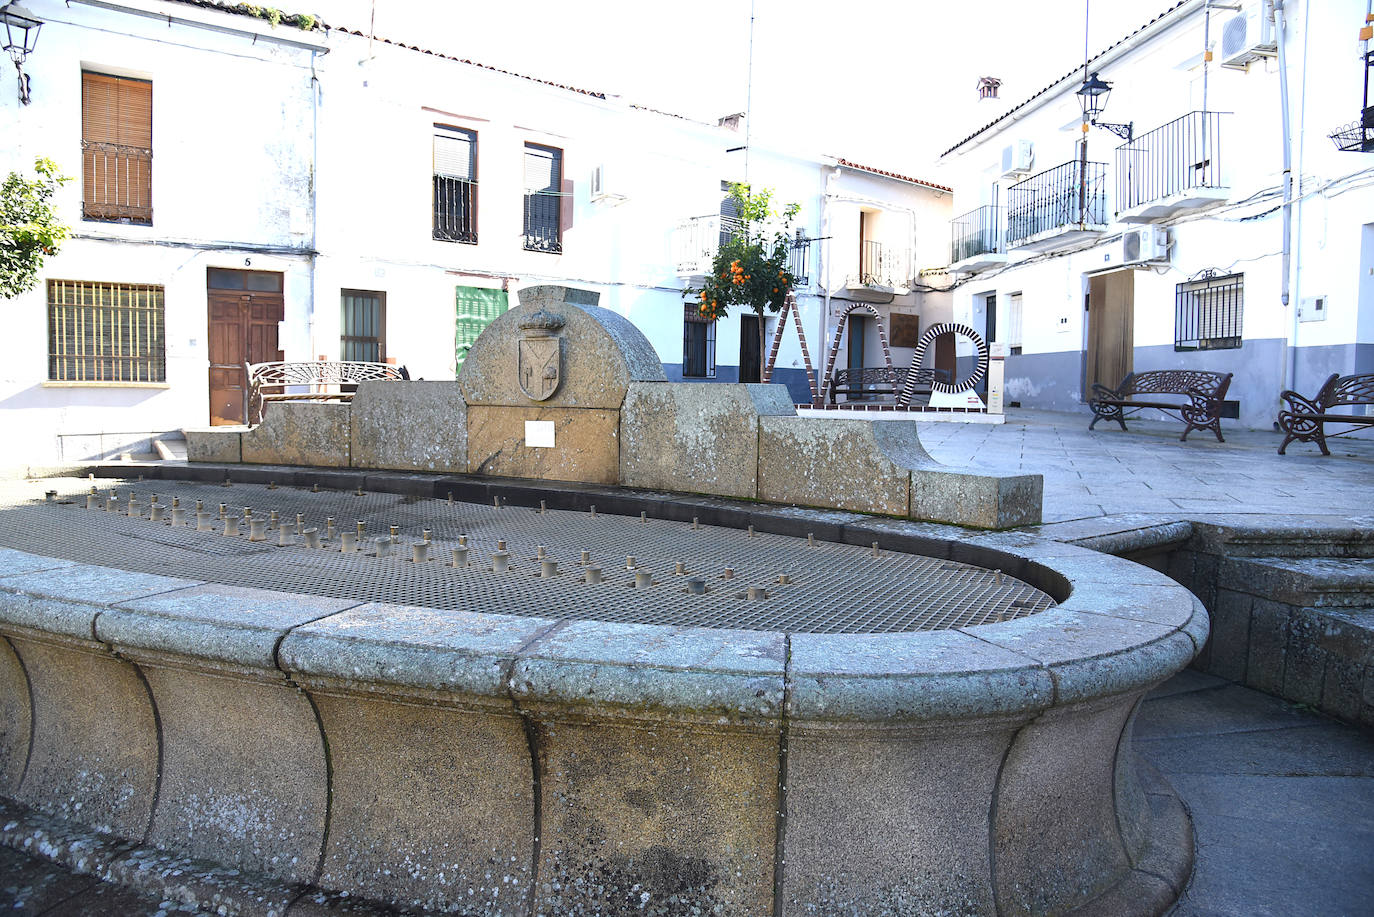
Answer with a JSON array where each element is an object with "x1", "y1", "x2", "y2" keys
[{"x1": 1, "y1": 407, "x2": 1371, "y2": 915}]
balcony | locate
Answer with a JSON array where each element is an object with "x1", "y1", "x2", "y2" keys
[
  {"x1": 81, "y1": 140, "x2": 152, "y2": 224},
  {"x1": 433, "y1": 175, "x2": 477, "y2": 243},
  {"x1": 949, "y1": 205, "x2": 1006, "y2": 274},
  {"x1": 1007, "y1": 159, "x2": 1108, "y2": 252},
  {"x1": 671, "y1": 214, "x2": 740, "y2": 276},
  {"x1": 844, "y1": 240, "x2": 910, "y2": 300},
  {"x1": 1116, "y1": 111, "x2": 1231, "y2": 223}
]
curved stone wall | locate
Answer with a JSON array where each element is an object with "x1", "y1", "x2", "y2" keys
[{"x1": 0, "y1": 527, "x2": 1205, "y2": 916}]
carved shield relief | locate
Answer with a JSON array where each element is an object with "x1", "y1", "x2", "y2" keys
[{"x1": 518, "y1": 335, "x2": 562, "y2": 401}]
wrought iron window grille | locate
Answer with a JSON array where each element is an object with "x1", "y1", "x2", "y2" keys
[{"x1": 1175, "y1": 269, "x2": 1243, "y2": 352}]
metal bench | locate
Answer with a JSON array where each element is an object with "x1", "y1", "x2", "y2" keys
[
  {"x1": 1277, "y1": 372, "x2": 1374, "y2": 455},
  {"x1": 1088, "y1": 369, "x2": 1233, "y2": 442},
  {"x1": 245, "y1": 360, "x2": 407, "y2": 425},
  {"x1": 829, "y1": 366, "x2": 948, "y2": 404}
]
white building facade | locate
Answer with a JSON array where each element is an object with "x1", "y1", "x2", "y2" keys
[
  {"x1": 1, "y1": 0, "x2": 952, "y2": 468},
  {"x1": 940, "y1": 0, "x2": 1374, "y2": 429}
]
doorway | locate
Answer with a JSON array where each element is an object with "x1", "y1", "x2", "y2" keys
[
  {"x1": 739, "y1": 313, "x2": 762, "y2": 383},
  {"x1": 207, "y1": 268, "x2": 284, "y2": 425},
  {"x1": 1085, "y1": 270, "x2": 1135, "y2": 394},
  {"x1": 971, "y1": 293, "x2": 997, "y2": 397}
]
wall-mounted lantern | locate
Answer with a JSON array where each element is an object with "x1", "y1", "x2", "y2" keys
[
  {"x1": 1, "y1": 3, "x2": 42, "y2": 105},
  {"x1": 1076, "y1": 71, "x2": 1133, "y2": 142}
]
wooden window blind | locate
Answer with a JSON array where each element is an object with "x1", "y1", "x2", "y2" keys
[
  {"x1": 522, "y1": 144, "x2": 563, "y2": 253},
  {"x1": 48, "y1": 280, "x2": 166, "y2": 382},
  {"x1": 81, "y1": 71, "x2": 153, "y2": 223}
]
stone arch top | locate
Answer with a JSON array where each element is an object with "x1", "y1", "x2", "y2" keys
[{"x1": 459, "y1": 285, "x2": 666, "y2": 410}]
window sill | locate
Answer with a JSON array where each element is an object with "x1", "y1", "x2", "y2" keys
[{"x1": 43, "y1": 381, "x2": 170, "y2": 389}]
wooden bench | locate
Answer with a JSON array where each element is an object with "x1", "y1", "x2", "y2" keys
[
  {"x1": 1088, "y1": 369, "x2": 1233, "y2": 442},
  {"x1": 829, "y1": 366, "x2": 949, "y2": 404},
  {"x1": 246, "y1": 360, "x2": 408, "y2": 425},
  {"x1": 1277, "y1": 372, "x2": 1374, "y2": 455}
]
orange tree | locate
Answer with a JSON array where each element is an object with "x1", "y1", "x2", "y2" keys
[{"x1": 686, "y1": 183, "x2": 799, "y2": 369}]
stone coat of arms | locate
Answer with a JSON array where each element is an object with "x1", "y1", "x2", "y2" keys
[{"x1": 517, "y1": 310, "x2": 565, "y2": 401}]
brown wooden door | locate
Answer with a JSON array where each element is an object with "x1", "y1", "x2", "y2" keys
[
  {"x1": 207, "y1": 271, "x2": 284, "y2": 424},
  {"x1": 1085, "y1": 271, "x2": 1135, "y2": 394}
]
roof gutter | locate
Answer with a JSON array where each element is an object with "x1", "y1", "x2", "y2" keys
[
  {"x1": 942, "y1": 0, "x2": 1204, "y2": 159},
  {"x1": 68, "y1": 0, "x2": 331, "y2": 52}
]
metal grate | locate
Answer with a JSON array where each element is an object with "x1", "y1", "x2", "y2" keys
[
  {"x1": 0, "y1": 479, "x2": 1056, "y2": 635},
  {"x1": 1175, "y1": 270, "x2": 1243, "y2": 351}
]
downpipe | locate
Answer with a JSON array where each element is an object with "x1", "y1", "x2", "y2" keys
[{"x1": 1273, "y1": 0, "x2": 1296, "y2": 395}]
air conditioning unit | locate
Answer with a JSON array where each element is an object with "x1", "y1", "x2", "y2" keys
[
  {"x1": 1122, "y1": 226, "x2": 1169, "y2": 264},
  {"x1": 1000, "y1": 140, "x2": 1034, "y2": 177},
  {"x1": 590, "y1": 164, "x2": 626, "y2": 202},
  {"x1": 1220, "y1": 1, "x2": 1277, "y2": 69}
]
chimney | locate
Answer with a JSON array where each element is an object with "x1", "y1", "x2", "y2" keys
[{"x1": 977, "y1": 76, "x2": 1002, "y2": 101}]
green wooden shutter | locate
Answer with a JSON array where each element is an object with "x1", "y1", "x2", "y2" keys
[{"x1": 454, "y1": 285, "x2": 509, "y2": 374}]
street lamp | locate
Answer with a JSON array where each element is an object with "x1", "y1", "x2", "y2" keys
[
  {"x1": 1, "y1": 3, "x2": 42, "y2": 105},
  {"x1": 1076, "y1": 71, "x2": 1133, "y2": 142}
]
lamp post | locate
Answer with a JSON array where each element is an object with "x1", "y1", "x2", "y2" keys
[{"x1": 1, "y1": 3, "x2": 42, "y2": 105}]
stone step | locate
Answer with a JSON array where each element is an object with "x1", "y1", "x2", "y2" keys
[
  {"x1": 1190, "y1": 518, "x2": 1374, "y2": 558},
  {"x1": 1218, "y1": 555, "x2": 1374, "y2": 608}
]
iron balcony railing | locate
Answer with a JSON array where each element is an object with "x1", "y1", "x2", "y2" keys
[
  {"x1": 852, "y1": 240, "x2": 910, "y2": 288},
  {"x1": 523, "y1": 190, "x2": 563, "y2": 253},
  {"x1": 950, "y1": 205, "x2": 1004, "y2": 264},
  {"x1": 1116, "y1": 111, "x2": 1230, "y2": 212},
  {"x1": 81, "y1": 140, "x2": 152, "y2": 224},
  {"x1": 671, "y1": 214, "x2": 741, "y2": 274},
  {"x1": 433, "y1": 175, "x2": 477, "y2": 243},
  {"x1": 1006, "y1": 159, "x2": 1108, "y2": 245}
]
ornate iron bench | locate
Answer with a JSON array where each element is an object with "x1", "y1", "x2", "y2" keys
[
  {"x1": 1277, "y1": 372, "x2": 1374, "y2": 455},
  {"x1": 1088, "y1": 369, "x2": 1233, "y2": 442},
  {"x1": 246, "y1": 360, "x2": 408, "y2": 425},
  {"x1": 830, "y1": 366, "x2": 949, "y2": 404}
]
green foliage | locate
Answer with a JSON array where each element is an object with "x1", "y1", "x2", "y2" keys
[
  {"x1": 686, "y1": 182, "x2": 800, "y2": 323},
  {"x1": 232, "y1": 4, "x2": 323, "y2": 32},
  {"x1": 0, "y1": 158, "x2": 70, "y2": 300}
]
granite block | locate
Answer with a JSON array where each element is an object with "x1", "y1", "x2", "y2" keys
[
  {"x1": 1205, "y1": 588, "x2": 1253, "y2": 684},
  {"x1": 993, "y1": 696, "x2": 1138, "y2": 915},
  {"x1": 0, "y1": 637, "x2": 30, "y2": 794},
  {"x1": 241, "y1": 403, "x2": 350, "y2": 468},
  {"x1": 141, "y1": 665, "x2": 327, "y2": 883},
  {"x1": 350, "y1": 380, "x2": 467, "y2": 473},
  {"x1": 620, "y1": 382, "x2": 793, "y2": 499},
  {"x1": 9, "y1": 638, "x2": 157, "y2": 841},
  {"x1": 184, "y1": 427, "x2": 244, "y2": 464},
  {"x1": 466, "y1": 404, "x2": 620, "y2": 485},
  {"x1": 530, "y1": 717, "x2": 778, "y2": 917},
  {"x1": 757, "y1": 417, "x2": 913, "y2": 516},
  {"x1": 311, "y1": 693, "x2": 534, "y2": 915}
]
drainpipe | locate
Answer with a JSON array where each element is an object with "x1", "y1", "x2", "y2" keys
[
  {"x1": 820, "y1": 166, "x2": 839, "y2": 363},
  {"x1": 1273, "y1": 0, "x2": 1295, "y2": 394},
  {"x1": 309, "y1": 49, "x2": 321, "y2": 363}
]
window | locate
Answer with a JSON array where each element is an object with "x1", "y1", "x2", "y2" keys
[
  {"x1": 719, "y1": 180, "x2": 741, "y2": 247},
  {"x1": 682, "y1": 305, "x2": 716, "y2": 378},
  {"x1": 523, "y1": 143, "x2": 563, "y2": 253},
  {"x1": 454, "y1": 285, "x2": 508, "y2": 374},
  {"x1": 1007, "y1": 293, "x2": 1024, "y2": 355},
  {"x1": 81, "y1": 71, "x2": 152, "y2": 224},
  {"x1": 341, "y1": 290, "x2": 385, "y2": 363},
  {"x1": 1175, "y1": 271, "x2": 1242, "y2": 351},
  {"x1": 48, "y1": 280, "x2": 165, "y2": 382},
  {"x1": 433, "y1": 126, "x2": 477, "y2": 243}
]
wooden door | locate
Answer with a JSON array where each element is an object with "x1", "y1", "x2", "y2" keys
[
  {"x1": 207, "y1": 270, "x2": 284, "y2": 424},
  {"x1": 739, "y1": 313, "x2": 761, "y2": 383},
  {"x1": 1085, "y1": 271, "x2": 1134, "y2": 394}
]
